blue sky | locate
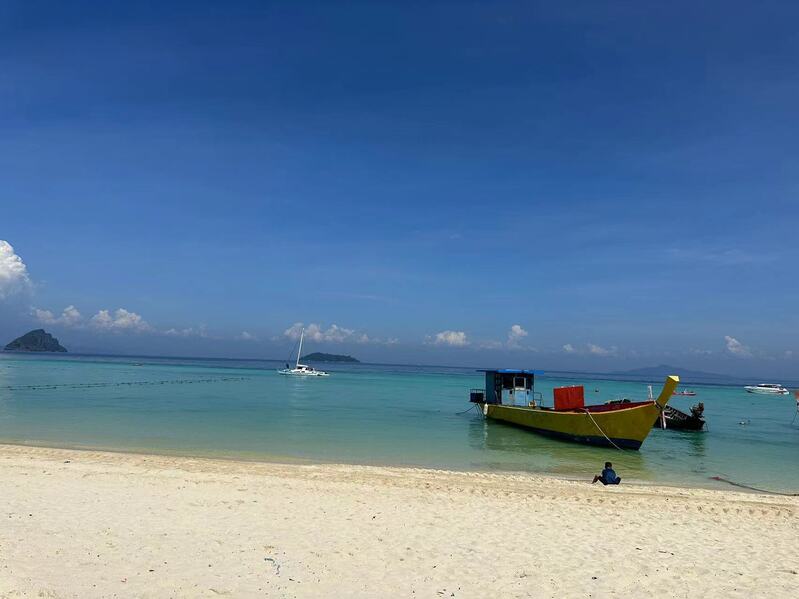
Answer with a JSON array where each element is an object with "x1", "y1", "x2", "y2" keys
[{"x1": 1, "y1": 1, "x2": 798, "y2": 375}]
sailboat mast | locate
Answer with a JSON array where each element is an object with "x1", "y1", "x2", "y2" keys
[{"x1": 296, "y1": 328, "x2": 304, "y2": 368}]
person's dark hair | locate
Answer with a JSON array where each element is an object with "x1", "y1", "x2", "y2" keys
[{"x1": 605, "y1": 461, "x2": 612, "y2": 468}]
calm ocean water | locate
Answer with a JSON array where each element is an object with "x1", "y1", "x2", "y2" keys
[{"x1": 1, "y1": 353, "x2": 797, "y2": 492}]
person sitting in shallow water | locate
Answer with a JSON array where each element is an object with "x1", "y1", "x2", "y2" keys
[{"x1": 592, "y1": 461, "x2": 621, "y2": 485}]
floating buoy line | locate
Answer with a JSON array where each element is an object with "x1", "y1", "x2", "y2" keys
[{"x1": 0, "y1": 376, "x2": 250, "y2": 392}]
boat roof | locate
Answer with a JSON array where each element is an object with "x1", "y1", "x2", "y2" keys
[{"x1": 477, "y1": 369, "x2": 545, "y2": 375}]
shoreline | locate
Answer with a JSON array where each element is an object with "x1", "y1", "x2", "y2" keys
[
  {"x1": 0, "y1": 441, "x2": 792, "y2": 499},
  {"x1": 0, "y1": 438, "x2": 760, "y2": 495},
  {"x1": 0, "y1": 441, "x2": 792, "y2": 501},
  {"x1": 2, "y1": 443, "x2": 797, "y2": 597}
]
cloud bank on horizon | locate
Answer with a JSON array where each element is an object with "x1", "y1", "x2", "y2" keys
[{"x1": 0, "y1": 235, "x2": 794, "y2": 374}]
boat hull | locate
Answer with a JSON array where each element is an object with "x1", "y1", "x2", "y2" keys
[
  {"x1": 278, "y1": 369, "x2": 329, "y2": 377},
  {"x1": 484, "y1": 403, "x2": 660, "y2": 449},
  {"x1": 653, "y1": 405, "x2": 705, "y2": 431},
  {"x1": 744, "y1": 387, "x2": 788, "y2": 395},
  {"x1": 482, "y1": 375, "x2": 679, "y2": 450}
]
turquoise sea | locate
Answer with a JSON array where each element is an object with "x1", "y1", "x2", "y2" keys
[{"x1": 1, "y1": 353, "x2": 798, "y2": 493}]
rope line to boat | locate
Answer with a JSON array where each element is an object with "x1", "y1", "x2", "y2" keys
[
  {"x1": 0, "y1": 376, "x2": 250, "y2": 392},
  {"x1": 709, "y1": 476, "x2": 799, "y2": 497},
  {"x1": 455, "y1": 404, "x2": 480, "y2": 415},
  {"x1": 581, "y1": 408, "x2": 623, "y2": 451}
]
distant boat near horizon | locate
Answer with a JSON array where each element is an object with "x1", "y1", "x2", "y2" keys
[
  {"x1": 278, "y1": 328, "x2": 330, "y2": 377},
  {"x1": 744, "y1": 384, "x2": 789, "y2": 395}
]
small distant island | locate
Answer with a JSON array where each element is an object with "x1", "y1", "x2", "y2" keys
[
  {"x1": 4, "y1": 329, "x2": 68, "y2": 353},
  {"x1": 300, "y1": 352, "x2": 359, "y2": 363}
]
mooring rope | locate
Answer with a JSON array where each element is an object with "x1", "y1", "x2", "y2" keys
[
  {"x1": 709, "y1": 476, "x2": 799, "y2": 497},
  {"x1": 582, "y1": 408, "x2": 623, "y2": 451},
  {"x1": 455, "y1": 403, "x2": 479, "y2": 415}
]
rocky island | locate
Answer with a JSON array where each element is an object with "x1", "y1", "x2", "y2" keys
[
  {"x1": 4, "y1": 329, "x2": 68, "y2": 353},
  {"x1": 300, "y1": 352, "x2": 359, "y2": 363}
]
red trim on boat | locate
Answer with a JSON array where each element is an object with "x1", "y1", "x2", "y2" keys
[{"x1": 554, "y1": 401, "x2": 653, "y2": 413}]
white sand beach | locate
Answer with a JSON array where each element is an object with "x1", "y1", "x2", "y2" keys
[{"x1": 1, "y1": 444, "x2": 797, "y2": 598}]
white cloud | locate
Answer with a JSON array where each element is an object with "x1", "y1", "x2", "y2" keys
[
  {"x1": 91, "y1": 308, "x2": 152, "y2": 333},
  {"x1": 689, "y1": 348, "x2": 713, "y2": 356},
  {"x1": 478, "y1": 340, "x2": 504, "y2": 350},
  {"x1": 0, "y1": 240, "x2": 31, "y2": 299},
  {"x1": 31, "y1": 302, "x2": 217, "y2": 339},
  {"x1": 587, "y1": 343, "x2": 616, "y2": 357},
  {"x1": 507, "y1": 324, "x2": 528, "y2": 348},
  {"x1": 283, "y1": 322, "x2": 368, "y2": 344},
  {"x1": 431, "y1": 330, "x2": 469, "y2": 347},
  {"x1": 164, "y1": 325, "x2": 209, "y2": 338},
  {"x1": 33, "y1": 304, "x2": 156, "y2": 335},
  {"x1": 724, "y1": 335, "x2": 752, "y2": 358},
  {"x1": 317, "y1": 324, "x2": 354, "y2": 342},
  {"x1": 238, "y1": 331, "x2": 256, "y2": 341},
  {"x1": 33, "y1": 308, "x2": 57, "y2": 324},
  {"x1": 32, "y1": 305, "x2": 83, "y2": 327},
  {"x1": 61, "y1": 305, "x2": 82, "y2": 326},
  {"x1": 560, "y1": 342, "x2": 617, "y2": 356},
  {"x1": 785, "y1": 350, "x2": 794, "y2": 359}
]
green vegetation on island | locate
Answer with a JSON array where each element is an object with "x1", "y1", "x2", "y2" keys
[
  {"x1": 4, "y1": 329, "x2": 68, "y2": 353},
  {"x1": 301, "y1": 352, "x2": 360, "y2": 363}
]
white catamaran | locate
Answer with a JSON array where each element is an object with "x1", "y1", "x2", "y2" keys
[{"x1": 278, "y1": 327, "x2": 330, "y2": 377}]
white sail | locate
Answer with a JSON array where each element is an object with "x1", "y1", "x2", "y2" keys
[
  {"x1": 296, "y1": 328, "x2": 304, "y2": 368},
  {"x1": 277, "y1": 326, "x2": 330, "y2": 377}
]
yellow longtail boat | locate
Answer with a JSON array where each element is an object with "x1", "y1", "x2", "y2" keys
[{"x1": 469, "y1": 370, "x2": 679, "y2": 450}]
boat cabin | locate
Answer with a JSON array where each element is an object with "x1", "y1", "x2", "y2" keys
[
  {"x1": 471, "y1": 369, "x2": 545, "y2": 407},
  {"x1": 470, "y1": 369, "x2": 595, "y2": 411}
]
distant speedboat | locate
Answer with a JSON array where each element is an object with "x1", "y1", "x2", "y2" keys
[
  {"x1": 744, "y1": 384, "x2": 788, "y2": 395},
  {"x1": 278, "y1": 328, "x2": 330, "y2": 377},
  {"x1": 673, "y1": 389, "x2": 697, "y2": 396}
]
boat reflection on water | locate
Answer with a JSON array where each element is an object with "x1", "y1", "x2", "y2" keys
[
  {"x1": 466, "y1": 417, "x2": 654, "y2": 479},
  {"x1": 652, "y1": 424, "x2": 707, "y2": 458}
]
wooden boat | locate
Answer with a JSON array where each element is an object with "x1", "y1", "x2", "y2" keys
[
  {"x1": 653, "y1": 403, "x2": 705, "y2": 431},
  {"x1": 469, "y1": 370, "x2": 679, "y2": 450},
  {"x1": 639, "y1": 386, "x2": 705, "y2": 431}
]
